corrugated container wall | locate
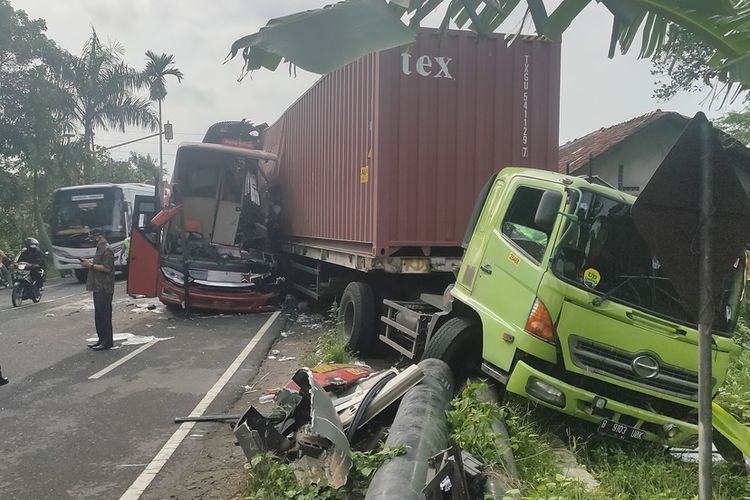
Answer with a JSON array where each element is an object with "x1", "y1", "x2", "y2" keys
[{"x1": 262, "y1": 29, "x2": 561, "y2": 258}]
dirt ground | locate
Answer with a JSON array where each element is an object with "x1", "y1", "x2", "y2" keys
[{"x1": 148, "y1": 310, "x2": 328, "y2": 500}]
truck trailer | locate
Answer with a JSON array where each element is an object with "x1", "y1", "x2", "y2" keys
[{"x1": 261, "y1": 28, "x2": 561, "y2": 352}]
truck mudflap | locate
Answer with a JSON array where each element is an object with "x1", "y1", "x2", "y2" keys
[
  {"x1": 506, "y1": 360, "x2": 699, "y2": 447},
  {"x1": 712, "y1": 402, "x2": 750, "y2": 458}
]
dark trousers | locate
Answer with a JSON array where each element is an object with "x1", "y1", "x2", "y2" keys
[{"x1": 93, "y1": 292, "x2": 113, "y2": 346}]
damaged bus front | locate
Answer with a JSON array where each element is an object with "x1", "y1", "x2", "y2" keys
[{"x1": 127, "y1": 143, "x2": 281, "y2": 312}]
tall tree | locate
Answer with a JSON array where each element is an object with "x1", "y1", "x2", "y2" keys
[
  {"x1": 142, "y1": 50, "x2": 183, "y2": 180},
  {"x1": 62, "y1": 29, "x2": 157, "y2": 182},
  {"x1": 228, "y1": 0, "x2": 750, "y2": 99},
  {"x1": 0, "y1": 0, "x2": 72, "y2": 250}
]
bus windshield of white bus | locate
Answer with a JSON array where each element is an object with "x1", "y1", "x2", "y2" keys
[{"x1": 51, "y1": 187, "x2": 127, "y2": 246}]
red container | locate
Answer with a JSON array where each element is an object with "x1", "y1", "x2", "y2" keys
[{"x1": 262, "y1": 29, "x2": 560, "y2": 258}]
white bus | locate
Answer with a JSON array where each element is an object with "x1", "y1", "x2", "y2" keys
[{"x1": 49, "y1": 183, "x2": 155, "y2": 282}]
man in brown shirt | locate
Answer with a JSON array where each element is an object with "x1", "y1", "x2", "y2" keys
[{"x1": 81, "y1": 229, "x2": 115, "y2": 350}]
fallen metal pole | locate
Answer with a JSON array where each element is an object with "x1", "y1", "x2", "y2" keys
[
  {"x1": 697, "y1": 117, "x2": 715, "y2": 500},
  {"x1": 474, "y1": 383, "x2": 518, "y2": 497},
  {"x1": 365, "y1": 359, "x2": 454, "y2": 500}
]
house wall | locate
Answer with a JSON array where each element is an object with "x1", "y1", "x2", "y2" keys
[{"x1": 579, "y1": 120, "x2": 685, "y2": 195}]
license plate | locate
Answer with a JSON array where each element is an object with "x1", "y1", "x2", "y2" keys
[{"x1": 598, "y1": 418, "x2": 645, "y2": 442}]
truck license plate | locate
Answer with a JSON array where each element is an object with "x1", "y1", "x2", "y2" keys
[{"x1": 598, "y1": 418, "x2": 645, "y2": 442}]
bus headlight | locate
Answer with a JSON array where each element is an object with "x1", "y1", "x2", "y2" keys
[{"x1": 161, "y1": 266, "x2": 184, "y2": 285}]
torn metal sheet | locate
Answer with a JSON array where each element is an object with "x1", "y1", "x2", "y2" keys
[
  {"x1": 339, "y1": 364, "x2": 423, "y2": 429},
  {"x1": 291, "y1": 368, "x2": 352, "y2": 488},
  {"x1": 233, "y1": 405, "x2": 294, "y2": 459}
]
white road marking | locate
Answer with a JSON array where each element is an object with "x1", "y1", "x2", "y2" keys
[
  {"x1": 88, "y1": 340, "x2": 160, "y2": 380},
  {"x1": 119, "y1": 311, "x2": 281, "y2": 500}
]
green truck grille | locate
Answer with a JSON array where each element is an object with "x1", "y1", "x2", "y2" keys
[{"x1": 569, "y1": 337, "x2": 700, "y2": 401}]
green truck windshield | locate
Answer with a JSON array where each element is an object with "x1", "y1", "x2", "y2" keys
[{"x1": 551, "y1": 190, "x2": 744, "y2": 335}]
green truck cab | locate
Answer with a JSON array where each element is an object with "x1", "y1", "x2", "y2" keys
[{"x1": 387, "y1": 167, "x2": 749, "y2": 459}]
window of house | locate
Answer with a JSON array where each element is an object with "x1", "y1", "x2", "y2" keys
[{"x1": 500, "y1": 186, "x2": 553, "y2": 263}]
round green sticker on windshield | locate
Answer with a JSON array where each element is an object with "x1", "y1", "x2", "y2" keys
[{"x1": 583, "y1": 268, "x2": 601, "y2": 288}]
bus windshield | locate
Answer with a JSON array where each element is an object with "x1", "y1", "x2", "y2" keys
[
  {"x1": 51, "y1": 188, "x2": 126, "y2": 245},
  {"x1": 551, "y1": 190, "x2": 745, "y2": 336}
]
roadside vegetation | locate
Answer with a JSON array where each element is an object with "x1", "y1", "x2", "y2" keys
[
  {"x1": 244, "y1": 445, "x2": 405, "y2": 500},
  {"x1": 302, "y1": 301, "x2": 356, "y2": 367},
  {"x1": 448, "y1": 382, "x2": 749, "y2": 500}
]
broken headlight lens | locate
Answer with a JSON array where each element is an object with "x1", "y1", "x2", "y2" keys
[{"x1": 161, "y1": 266, "x2": 184, "y2": 285}]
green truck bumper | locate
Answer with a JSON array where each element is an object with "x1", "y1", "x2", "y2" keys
[{"x1": 507, "y1": 360, "x2": 699, "y2": 447}]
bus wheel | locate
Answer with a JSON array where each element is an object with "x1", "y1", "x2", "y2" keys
[
  {"x1": 423, "y1": 317, "x2": 482, "y2": 384},
  {"x1": 338, "y1": 281, "x2": 375, "y2": 355},
  {"x1": 74, "y1": 269, "x2": 88, "y2": 283}
]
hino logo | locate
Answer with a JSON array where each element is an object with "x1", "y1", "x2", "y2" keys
[
  {"x1": 631, "y1": 354, "x2": 660, "y2": 379},
  {"x1": 401, "y1": 53, "x2": 453, "y2": 79}
]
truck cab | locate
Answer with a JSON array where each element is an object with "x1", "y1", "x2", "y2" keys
[{"x1": 388, "y1": 168, "x2": 748, "y2": 458}]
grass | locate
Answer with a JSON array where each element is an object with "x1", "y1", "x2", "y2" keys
[
  {"x1": 447, "y1": 383, "x2": 750, "y2": 500},
  {"x1": 243, "y1": 445, "x2": 405, "y2": 500},
  {"x1": 302, "y1": 301, "x2": 356, "y2": 367}
]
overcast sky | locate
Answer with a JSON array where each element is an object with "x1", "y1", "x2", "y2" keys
[{"x1": 12, "y1": 0, "x2": 742, "y2": 177}]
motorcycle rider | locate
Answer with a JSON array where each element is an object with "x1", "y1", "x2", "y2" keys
[{"x1": 16, "y1": 238, "x2": 46, "y2": 289}]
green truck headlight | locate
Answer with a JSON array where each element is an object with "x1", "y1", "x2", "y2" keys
[{"x1": 525, "y1": 376, "x2": 566, "y2": 408}]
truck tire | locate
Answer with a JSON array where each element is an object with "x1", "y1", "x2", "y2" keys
[
  {"x1": 338, "y1": 281, "x2": 375, "y2": 355},
  {"x1": 423, "y1": 317, "x2": 481, "y2": 382},
  {"x1": 714, "y1": 431, "x2": 746, "y2": 469},
  {"x1": 74, "y1": 268, "x2": 88, "y2": 283}
]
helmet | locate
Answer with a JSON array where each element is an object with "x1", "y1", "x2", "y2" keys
[{"x1": 23, "y1": 237, "x2": 39, "y2": 249}]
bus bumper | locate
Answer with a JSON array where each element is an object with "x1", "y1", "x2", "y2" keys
[{"x1": 158, "y1": 276, "x2": 277, "y2": 313}]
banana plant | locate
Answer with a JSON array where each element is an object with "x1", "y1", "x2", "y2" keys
[{"x1": 228, "y1": 0, "x2": 750, "y2": 95}]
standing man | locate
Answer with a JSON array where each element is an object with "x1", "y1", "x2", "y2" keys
[{"x1": 81, "y1": 229, "x2": 115, "y2": 350}]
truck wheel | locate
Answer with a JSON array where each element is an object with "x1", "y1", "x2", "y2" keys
[
  {"x1": 423, "y1": 317, "x2": 481, "y2": 382},
  {"x1": 714, "y1": 431, "x2": 746, "y2": 470},
  {"x1": 74, "y1": 269, "x2": 88, "y2": 283},
  {"x1": 338, "y1": 282, "x2": 375, "y2": 355}
]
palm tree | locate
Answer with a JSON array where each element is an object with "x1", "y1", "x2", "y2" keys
[
  {"x1": 62, "y1": 29, "x2": 157, "y2": 182},
  {"x1": 142, "y1": 50, "x2": 183, "y2": 181}
]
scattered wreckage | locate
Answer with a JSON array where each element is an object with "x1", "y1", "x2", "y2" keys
[{"x1": 225, "y1": 360, "x2": 517, "y2": 499}]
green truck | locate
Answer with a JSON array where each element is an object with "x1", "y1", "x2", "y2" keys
[{"x1": 379, "y1": 167, "x2": 749, "y2": 461}]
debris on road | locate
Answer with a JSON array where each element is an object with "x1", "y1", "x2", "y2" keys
[
  {"x1": 365, "y1": 359, "x2": 453, "y2": 500},
  {"x1": 423, "y1": 446, "x2": 486, "y2": 500},
  {"x1": 84, "y1": 332, "x2": 173, "y2": 346}
]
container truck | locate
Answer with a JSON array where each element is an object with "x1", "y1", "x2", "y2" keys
[{"x1": 261, "y1": 29, "x2": 749, "y2": 459}]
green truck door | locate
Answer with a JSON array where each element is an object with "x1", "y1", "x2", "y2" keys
[{"x1": 469, "y1": 180, "x2": 564, "y2": 371}]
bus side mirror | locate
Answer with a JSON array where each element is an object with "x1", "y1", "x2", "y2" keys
[{"x1": 535, "y1": 191, "x2": 563, "y2": 232}]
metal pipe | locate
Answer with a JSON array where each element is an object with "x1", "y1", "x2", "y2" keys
[
  {"x1": 697, "y1": 116, "x2": 715, "y2": 500},
  {"x1": 364, "y1": 359, "x2": 454, "y2": 500},
  {"x1": 473, "y1": 383, "x2": 518, "y2": 492}
]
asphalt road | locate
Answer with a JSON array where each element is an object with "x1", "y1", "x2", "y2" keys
[{"x1": 0, "y1": 277, "x2": 282, "y2": 499}]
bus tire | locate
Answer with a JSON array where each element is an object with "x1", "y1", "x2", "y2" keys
[
  {"x1": 423, "y1": 317, "x2": 482, "y2": 382},
  {"x1": 338, "y1": 281, "x2": 375, "y2": 355},
  {"x1": 74, "y1": 269, "x2": 88, "y2": 283}
]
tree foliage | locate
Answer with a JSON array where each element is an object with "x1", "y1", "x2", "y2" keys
[
  {"x1": 228, "y1": 0, "x2": 750, "y2": 102},
  {"x1": 0, "y1": 1, "x2": 178, "y2": 255}
]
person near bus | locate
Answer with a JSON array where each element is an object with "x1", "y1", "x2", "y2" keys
[
  {"x1": 16, "y1": 238, "x2": 46, "y2": 288},
  {"x1": 80, "y1": 229, "x2": 115, "y2": 350}
]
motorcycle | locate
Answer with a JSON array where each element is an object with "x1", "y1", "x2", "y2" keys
[{"x1": 11, "y1": 262, "x2": 44, "y2": 307}]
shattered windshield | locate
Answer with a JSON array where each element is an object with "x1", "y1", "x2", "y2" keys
[{"x1": 551, "y1": 190, "x2": 745, "y2": 335}]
